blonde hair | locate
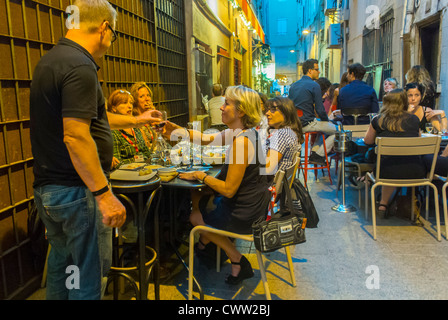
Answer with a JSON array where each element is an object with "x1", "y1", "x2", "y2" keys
[
  {"x1": 130, "y1": 82, "x2": 153, "y2": 114},
  {"x1": 378, "y1": 89, "x2": 408, "y2": 132},
  {"x1": 107, "y1": 89, "x2": 134, "y2": 112},
  {"x1": 74, "y1": 0, "x2": 117, "y2": 33},
  {"x1": 225, "y1": 85, "x2": 262, "y2": 129}
]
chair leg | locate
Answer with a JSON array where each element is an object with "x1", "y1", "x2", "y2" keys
[
  {"x1": 321, "y1": 136, "x2": 333, "y2": 185},
  {"x1": 188, "y1": 228, "x2": 196, "y2": 300},
  {"x1": 216, "y1": 247, "x2": 221, "y2": 273},
  {"x1": 411, "y1": 187, "x2": 415, "y2": 222},
  {"x1": 285, "y1": 246, "x2": 296, "y2": 287},
  {"x1": 255, "y1": 250, "x2": 271, "y2": 300},
  {"x1": 371, "y1": 185, "x2": 378, "y2": 240},
  {"x1": 431, "y1": 185, "x2": 442, "y2": 242},
  {"x1": 443, "y1": 183, "x2": 448, "y2": 240},
  {"x1": 41, "y1": 244, "x2": 51, "y2": 288},
  {"x1": 303, "y1": 135, "x2": 309, "y2": 187}
]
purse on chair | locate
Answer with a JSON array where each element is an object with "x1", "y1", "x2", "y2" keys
[{"x1": 252, "y1": 174, "x2": 307, "y2": 253}]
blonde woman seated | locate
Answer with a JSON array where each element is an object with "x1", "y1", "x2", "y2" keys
[
  {"x1": 163, "y1": 85, "x2": 270, "y2": 284},
  {"x1": 264, "y1": 97, "x2": 303, "y2": 175},
  {"x1": 130, "y1": 82, "x2": 156, "y2": 150},
  {"x1": 405, "y1": 82, "x2": 447, "y2": 133},
  {"x1": 364, "y1": 89, "x2": 425, "y2": 217},
  {"x1": 108, "y1": 89, "x2": 152, "y2": 168}
]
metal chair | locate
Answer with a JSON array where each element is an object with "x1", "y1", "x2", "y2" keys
[
  {"x1": 188, "y1": 154, "x2": 299, "y2": 300},
  {"x1": 342, "y1": 107, "x2": 370, "y2": 125},
  {"x1": 336, "y1": 124, "x2": 374, "y2": 208},
  {"x1": 300, "y1": 132, "x2": 333, "y2": 187},
  {"x1": 364, "y1": 136, "x2": 446, "y2": 241}
]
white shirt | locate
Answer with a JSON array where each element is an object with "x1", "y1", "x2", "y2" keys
[{"x1": 207, "y1": 96, "x2": 225, "y2": 126}]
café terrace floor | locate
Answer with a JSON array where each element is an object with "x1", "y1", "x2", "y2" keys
[{"x1": 28, "y1": 167, "x2": 448, "y2": 300}]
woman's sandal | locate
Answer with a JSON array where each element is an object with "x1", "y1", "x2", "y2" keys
[
  {"x1": 348, "y1": 175, "x2": 364, "y2": 190},
  {"x1": 225, "y1": 255, "x2": 254, "y2": 285}
]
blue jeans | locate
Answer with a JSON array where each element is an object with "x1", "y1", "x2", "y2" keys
[{"x1": 34, "y1": 185, "x2": 112, "y2": 300}]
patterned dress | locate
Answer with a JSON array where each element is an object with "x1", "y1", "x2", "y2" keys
[{"x1": 112, "y1": 128, "x2": 151, "y2": 164}]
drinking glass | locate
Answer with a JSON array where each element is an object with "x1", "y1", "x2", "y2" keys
[
  {"x1": 425, "y1": 123, "x2": 433, "y2": 134},
  {"x1": 155, "y1": 111, "x2": 167, "y2": 129}
]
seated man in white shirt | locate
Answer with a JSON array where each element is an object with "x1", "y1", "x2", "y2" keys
[{"x1": 206, "y1": 83, "x2": 227, "y2": 131}]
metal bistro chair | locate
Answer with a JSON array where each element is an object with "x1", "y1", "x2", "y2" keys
[
  {"x1": 434, "y1": 174, "x2": 448, "y2": 239},
  {"x1": 188, "y1": 154, "x2": 300, "y2": 300},
  {"x1": 364, "y1": 136, "x2": 445, "y2": 241},
  {"x1": 336, "y1": 124, "x2": 374, "y2": 208},
  {"x1": 342, "y1": 107, "x2": 370, "y2": 125},
  {"x1": 300, "y1": 132, "x2": 333, "y2": 187},
  {"x1": 107, "y1": 186, "x2": 163, "y2": 300}
]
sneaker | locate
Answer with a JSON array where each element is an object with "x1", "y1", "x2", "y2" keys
[{"x1": 308, "y1": 152, "x2": 326, "y2": 165}]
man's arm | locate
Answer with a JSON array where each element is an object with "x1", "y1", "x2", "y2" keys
[
  {"x1": 107, "y1": 109, "x2": 162, "y2": 130},
  {"x1": 63, "y1": 117, "x2": 126, "y2": 228}
]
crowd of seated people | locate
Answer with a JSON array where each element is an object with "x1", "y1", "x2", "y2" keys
[
  {"x1": 107, "y1": 89, "x2": 152, "y2": 168},
  {"x1": 106, "y1": 83, "x2": 304, "y2": 284},
  {"x1": 364, "y1": 89, "x2": 425, "y2": 217},
  {"x1": 106, "y1": 62, "x2": 446, "y2": 283}
]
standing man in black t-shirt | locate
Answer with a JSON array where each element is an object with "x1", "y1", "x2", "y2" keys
[{"x1": 30, "y1": 0, "x2": 161, "y2": 300}]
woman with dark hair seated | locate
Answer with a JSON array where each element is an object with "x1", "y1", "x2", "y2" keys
[
  {"x1": 405, "y1": 82, "x2": 446, "y2": 133},
  {"x1": 364, "y1": 89, "x2": 424, "y2": 217},
  {"x1": 264, "y1": 97, "x2": 304, "y2": 175}
]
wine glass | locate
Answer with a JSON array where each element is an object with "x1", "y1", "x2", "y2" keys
[
  {"x1": 155, "y1": 111, "x2": 167, "y2": 129},
  {"x1": 425, "y1": 123, "x2": 433, "y2": 134}
]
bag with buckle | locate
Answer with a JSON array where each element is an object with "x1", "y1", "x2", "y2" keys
[{"x1": 252, "y1": 175, "x2": 307, "y2": 253}]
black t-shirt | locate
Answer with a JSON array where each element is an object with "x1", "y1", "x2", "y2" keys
[
  {"x1": 30, "y1": 38, "x2": 113, "y2": 188},
  {"x1": 371, "y1": 113, "x2": 426, "y2": 179}
]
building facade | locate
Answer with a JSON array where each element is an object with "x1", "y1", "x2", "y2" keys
[
  {"x1": 292, "y1": 0, "x2": 448, "y2": 110},
  {"x1": 186, "y1": 0, "x2": 267, "y2": 122}
]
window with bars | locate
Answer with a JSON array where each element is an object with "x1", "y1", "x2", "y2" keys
[
  {"x1": 0, "y1": 0, "x2": 188, "y2": 299},
  {"x1": 362, "y1": 9, "x2": 394, "y2": 100}
]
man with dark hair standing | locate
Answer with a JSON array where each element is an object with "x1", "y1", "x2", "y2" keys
[
  {"x1": 30, "y1": 0, "x2": 161, "y2": 300},
  {"x1": 337, "y1": 63, "x2": 379, "y2": 124},
  {"x1": 289, "y1": 59, "x2": 336, "y2": 165}
]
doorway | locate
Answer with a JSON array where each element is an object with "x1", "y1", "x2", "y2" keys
[{"x1": 420, "y1": 20, "x2": 440, "y2": 83}]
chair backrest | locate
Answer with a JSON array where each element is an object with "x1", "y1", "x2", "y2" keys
[
  {"x1": 375, "y1": 135, "x2": 441, "y2": 182},
  {"x1": 273, "y1": 151, "x2": 299, "y2": 196},
  {"x1": 343, "y1": 124, "x2": 370, "y2": 138},
  {"x1": 342, "y1": 107, "x2": 369, "y2": 116}
]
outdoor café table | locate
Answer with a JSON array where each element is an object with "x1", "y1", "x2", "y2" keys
[
  {"x1": 161, "y1": 165, "x2": 222, "y2": 299},
  {"x1": 110, "y1": 175, "x2": 162, "y2": 300}
]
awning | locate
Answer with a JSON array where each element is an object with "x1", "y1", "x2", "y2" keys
[{"x1": 235, "y1": 0, "x2": 265, "y2": 43}]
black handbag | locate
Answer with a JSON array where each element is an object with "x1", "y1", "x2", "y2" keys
[
  {"x1": 252, "y1": 175, "x2": 307, "y2": 253},
  {"x1": 290, "y1": 179, "x2": 319, "y2": 228}
]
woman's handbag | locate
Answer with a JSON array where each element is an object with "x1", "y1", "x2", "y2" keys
[
  {"x1": 252, "y1": 175, "x2": 307, "y2": 253},
  {"x1": 290, "y1": 178, "x2": 319, "y2": 228}
]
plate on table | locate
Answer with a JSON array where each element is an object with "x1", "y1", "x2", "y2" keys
[
  {"x1": 202, "y1": 155, "x2": 225, "y2": 165},
  {"x1": 118, "y1": 163, "x2": 147, "y2": 171},
  {"x1": 110, "y1": 166, "x2": 157, "y2": 181},
  {"x1": 177, "y1": 166, "x2": 211, "y2": 173}
]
